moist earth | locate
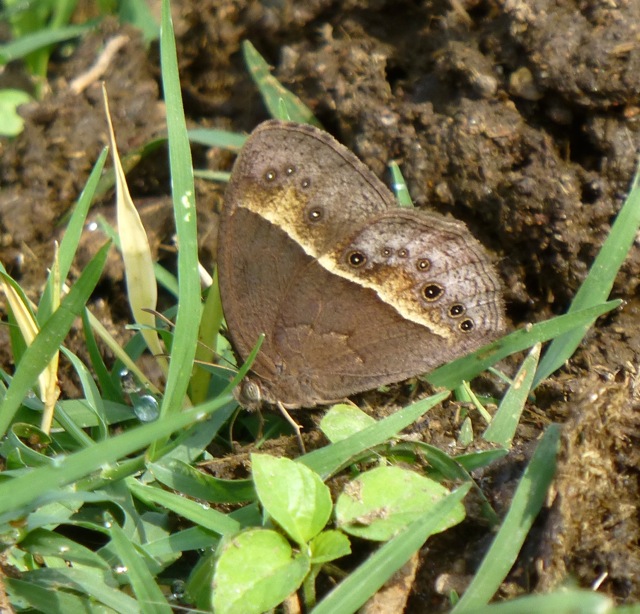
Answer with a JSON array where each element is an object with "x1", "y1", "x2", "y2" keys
[{"x1": 0, "y1": 0, "x2": 639, "y2": 609}]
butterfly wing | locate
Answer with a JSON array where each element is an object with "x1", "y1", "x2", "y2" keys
[
  {"x1": 265, "y1": 210, "x2": 505, "y2": 407},
  {"x1": 217, "y1": 120, "x2": 398, "y2": 405}
]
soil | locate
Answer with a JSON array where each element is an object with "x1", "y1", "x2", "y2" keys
[{"x1": 1, "y1": 0, "x2": 639, "y2": 609}]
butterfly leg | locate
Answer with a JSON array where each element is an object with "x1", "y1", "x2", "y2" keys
[{"x1": 277, "y1": 401, "x2": 306, "y2": 454}]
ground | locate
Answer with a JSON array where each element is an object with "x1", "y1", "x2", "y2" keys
[{"x1": 0, "y1": 0, "x2": 639, "y2": 609}]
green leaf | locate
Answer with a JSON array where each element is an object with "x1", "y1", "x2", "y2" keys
[
  {"x1": 252, "y1": 454, "x2": 332, "y2": 545},
  {"x1": 335, "y1": 466, "x2": 465, "y2": 541},
  {"x1": 309, "y1": 530, "x2": 351, "y2": 564},
  {"x1": 0, "y1": 88, "x2": 32, "y2": 136},
  {"x1": 314, "y1": 484, "x2": 472, "y2": 614},
  {"x1": 302, "y1": 391, "x2": 449, "y2": 478},
  {"x1": 212, "y1": 528, "x2": 310, "y2": 614},
  {"x1": 320, "y1": 404, "x2": 376, "y2": 442}
]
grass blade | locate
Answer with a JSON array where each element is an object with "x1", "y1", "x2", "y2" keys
[
  {"x1": 108, "y1": 519, "x2": 172, "y2": 614},
  {"x1": 0, "y1": 242, "x2": 110, "y2": 438},
  {"x1": 300, "y1": 391, "x2": 450, "y2": 478},
  {"x1": 534, "y1": 164, "x2": 640, "y2": 386},
  {"x1": 483, "y1": 343, "x2": 540, "y2": 447},
  {"x1": 451, "y1": 424, "x2": 561, "y2": 612},
  {"x1": 0, "y1": 393, "x2": 233, "y2": 522},
  {"x1": 157, "y1": 0, "x2": 201, "y2": 423},
  {"x1": 313, "y1": 484, "x2": 472, "y2": 614},
  {"x1": 243, "y1": 40, "x2": 321, "y2": 126},
  {"x1": 427, "y1": 300, "x2": 620, "y2": 389}
]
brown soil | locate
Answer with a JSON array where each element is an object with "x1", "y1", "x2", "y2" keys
[{"x1": 0, "y1": 0, "x2": 639, "y2": 609}]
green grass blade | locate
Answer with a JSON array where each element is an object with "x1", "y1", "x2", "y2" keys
[
  {"x1": 127, "y1": 478, "x2": 241, "y2": 536},
  {"x1": 188, "y1": 128, "x2": 246, "y2": 151},
  {"x1": 61, "y1": 346, "x2": 109, "y2": 441},
  {"x1": 144, "y1": 526, "x2": 219, "y2": 557},
  {"x1": 157, "y1": 0, "x2": 201, "y2": 422},
  {"x1": 300, "y1": 391, "x2": 450, "y2": 478},
  {"x1": 39, "y1": 147, "x2": 108, "y2": 322},
  {"x1": 81, "y1": 307, "x2": 122, "y2": 403},
  {"x1": 313, "y1": 483, "x2": 472, "y2": 614},
  {"x1": 0, "y1": 242, "x2": 110, "y2": 438},
  {"x1": 389, "y1": 161, "x2": 414, "y2": 207},
  {"x1": 109, "y1": 519, "x2": 172, "y2": 614},
  {"x1": 191, "y1": 271, "x2": 224, "y2": 405},
  {"x1": 7, "y1": 567, "x2": 139, "y2": 613},
  {"x1": 427, "y1": 300, "x2": 620, "y2": 389},
  {"x1": 451, "y1": 424, "x2": 561, "y2": 612},
  {"x1": 149, "y1": 458, "x2": 255, "y2": 504},
  {"x1": 468, "y1": 589, "x2": 613, "y2": 613},
  {"x1": 534, "y1": 164, "x2": 640, "y2": 386},
  {"x1": 4, "y1": 576, "x2": 116, "y2": 614},
  {"x1": 483, "y1": 343, "x2": 540, "y2": 447},
  {"x1": 0, "y1": 22, "x2": 94, "y2": 63},
  {"x1": 0, "y1": 394, "x2": 233, "y2": 522},
  {"x1": 20, "y1": 527, "x2": 111, "y2": 571},
  {"x1": 118, "y1": 0, "x2": 159, "y2": 42},
  {"x1": 243, "y1": 40, "x2": 322, "y2": 126}
]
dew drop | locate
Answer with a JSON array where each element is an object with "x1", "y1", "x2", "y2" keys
[
  {"x1": 133, "y1": 395, "x2": 159, "y2": 422},
  {"x1": 171, "y1": 580, "x2": 186, "y2": 600}
]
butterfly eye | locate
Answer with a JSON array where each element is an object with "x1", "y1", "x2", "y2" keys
[
  {"x1": 416, "y1": 258, "x2": 430, "y2": 271},
  {"x1": 460, "y1": 319, "x2": 474, "y2": 332},
  {"x1": 422, "y1": 283, "x2": 444, "y2": 301},
  {"x1": 347, "y1": 251, "x2": 367, "y2": 267},
  {"x1": 449, "y1": 303, "x2": 465, "y2": 317}
]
